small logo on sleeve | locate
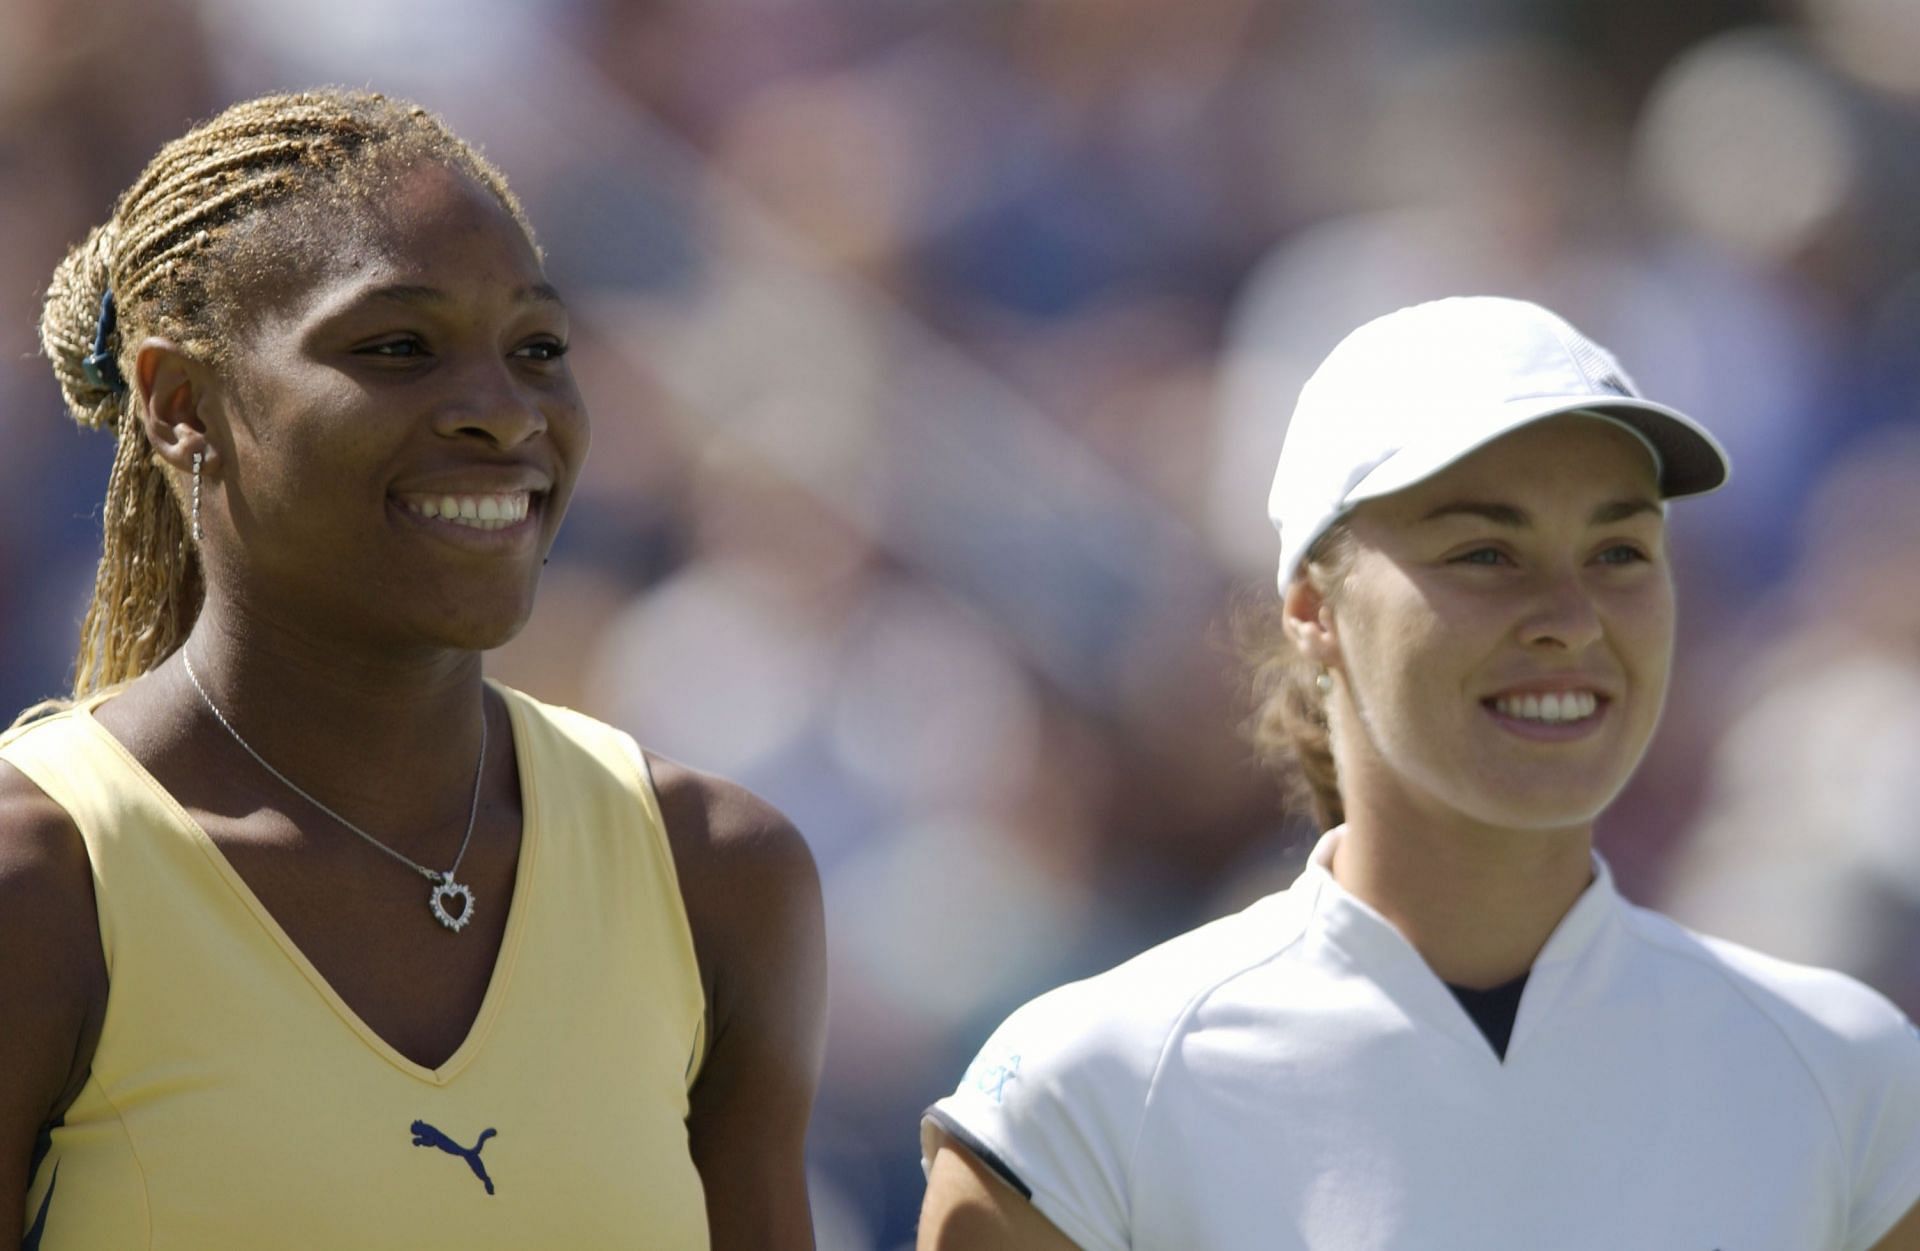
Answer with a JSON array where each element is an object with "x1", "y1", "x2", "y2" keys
[
  {"x1": 410, "y1": 1120, "x2": 498, "y2": 1195},
  {"x1": 965, "y1": 1052, "x2": 1022, "y2": 1105}
]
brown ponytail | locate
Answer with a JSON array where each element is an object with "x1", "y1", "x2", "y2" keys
[{"x1": 1239, "y1": 524, "x2": 1355, "y2": 831}]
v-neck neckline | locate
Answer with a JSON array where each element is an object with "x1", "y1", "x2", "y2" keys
[
  {"x1": 1443, "y1": 971, "x2": 1530, "y2": 1061},
  {"x1": 75, "y1": 679, "x2": 541, "y2": 1087},
  {"x1": 1298, "y1": 827, "x2": 1619, "y2": 1064}
]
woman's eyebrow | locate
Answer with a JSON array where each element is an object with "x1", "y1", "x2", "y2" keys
[
  {"x1": 354, "y1": 281, "x2": 565, "y2": 307},
  {"x1": 302, "y1": 281, "x2": 569, "y2": 334},
  {"x1": 1420, "y1": 501, "x2": 1528, "y2": 527},
  {"x1": 1419, "y1": 497, "x2": 1662, "y2": 527},
  {"x1": 1589, "y1": 497, "x2": 1662, "y2": 525}
]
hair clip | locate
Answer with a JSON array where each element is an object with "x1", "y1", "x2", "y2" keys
[{"x1": 79, "y1": 288, "x2": 127, "y2": 395}]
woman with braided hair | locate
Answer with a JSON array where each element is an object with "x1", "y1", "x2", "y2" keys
[{"x1": 1, "y1": 90, "x2": 825, "y2": 1249}]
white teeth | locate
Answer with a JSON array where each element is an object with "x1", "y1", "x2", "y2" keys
[
  {"x1": 401, "y1": 492, "x2": 533, "y2": 531},
  {"x1": 1493, "y1": 691, "x2": 1599, "y2": 723}
]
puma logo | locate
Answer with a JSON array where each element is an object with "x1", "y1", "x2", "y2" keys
[{"x1": 410, "y1": 1119, "x2": 498, "y2": 1195}]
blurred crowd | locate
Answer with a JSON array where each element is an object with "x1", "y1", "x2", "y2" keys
[{"x1": 6, "y1": 0, "x2": 1920, "y2": 1245}]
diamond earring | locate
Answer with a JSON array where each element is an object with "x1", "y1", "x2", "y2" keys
[{"x1": 191, "y1": 451, "x2": 203, "y2": 544}]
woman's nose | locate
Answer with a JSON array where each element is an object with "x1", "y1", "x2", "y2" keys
[{"x1": 1519, "y1": 570, "x2": 1603, "y2": 651}]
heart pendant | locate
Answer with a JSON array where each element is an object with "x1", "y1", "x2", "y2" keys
[{"x1": 430, "y1": 877, "x2": 476, "y2": 932}]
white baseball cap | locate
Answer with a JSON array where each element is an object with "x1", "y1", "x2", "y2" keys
[{"x1": 1268, "y1": 295, "x2": 1730, "y2": 589}]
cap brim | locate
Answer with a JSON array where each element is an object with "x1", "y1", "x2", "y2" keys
[{"x1": 1346, "y1": 394, "x2": 1731, "y2": 506}]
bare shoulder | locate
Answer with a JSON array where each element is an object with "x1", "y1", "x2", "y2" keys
[
  {"x1": 640, "y1": 751, "x2": 823, "y2": 1016},
  {"x1": 0, "y1": 754, "x2": 106, "y2": 1025},
  {"x1": 643, "y1": 753, "x2": 820, "y2": 903},
  {"x1": 0, "y1": 756, "x2": 100, "y2": 943},
  {"x1": 0, "y1": 756, "x2": 109, "y2": 1217},
  {"x1": 641, "y1": 754, "x2": 827, "y2": 1250}
]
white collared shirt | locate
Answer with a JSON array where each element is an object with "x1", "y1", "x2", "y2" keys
[{"x1": 924, "y1": 828, "x2": 1920, "y2": 1250}]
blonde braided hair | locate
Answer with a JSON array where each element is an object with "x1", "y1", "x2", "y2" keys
[{"x1": 34, "y1": 89, "x2": 534, "y2": 710}]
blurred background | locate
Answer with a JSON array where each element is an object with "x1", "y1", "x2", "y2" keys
[{"x1": 7, "y1": 0, "x2": 1920, "y2": 1244}]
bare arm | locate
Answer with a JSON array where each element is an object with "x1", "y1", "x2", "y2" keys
[
  {"x1": 649, "y1": 756, "x2": 827, "y2": 1251},
  {"x1": 918, "y1": 1131, "x2": 1082, "y2": 1251},
  {"x1": 0, "y1": 762, "x2": 107, "y2": 1248},
  {"x1": 1872, "y1": 1197, "x2": 1920, "y2": 1251}
]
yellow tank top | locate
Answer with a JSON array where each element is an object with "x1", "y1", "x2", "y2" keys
[{"x1": 6, "y1": 682, "x2": 710, "y2": 1250}]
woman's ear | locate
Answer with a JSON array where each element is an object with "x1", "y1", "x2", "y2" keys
[
  {"x1": 135, "y1": 337, "x2": 220, "y2": 475},
  {"x1": 1282, "y1": 569, "x2": 1341, "y2": 671}
]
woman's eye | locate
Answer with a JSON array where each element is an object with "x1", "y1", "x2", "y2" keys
[
  {"x1": 514, "y1": 339, "x2": 569, "y2": 362},
  {"x1": 358, "y1": 337, "x2": 426, "y2": 359},
  {"x1": 1451, "y1": 547, "x2": 1510, "y2": 566},
  {"x1": 1596, "y1": 544, "x2": 1649, "y2": 566}
]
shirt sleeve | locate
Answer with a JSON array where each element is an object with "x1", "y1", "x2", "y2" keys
[
  {"x1": 921, "y1": 981, "x2": 1161, "y2": 1251},
  {"x1": 1843, "y1": 998, "x2": 1920, "y2": 1251}
]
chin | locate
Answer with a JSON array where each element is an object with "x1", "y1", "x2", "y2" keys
[
  {"x1": 458, "y1": 621, "x2": 531, "y2": 653},
  {"x1": 1459, "y1": 775, "x2": 1628, "y2": 833},
  {"x1": 1479, "y1": 802, "x2": 1610, "y2": 834},
  {"x1": 408, "y1": 594, "x2": 539, "y2": 654}
]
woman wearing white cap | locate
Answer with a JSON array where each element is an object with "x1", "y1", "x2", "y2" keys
[{"x1": 917, "y1": 297, "x2": 1920, "y2": 1249}]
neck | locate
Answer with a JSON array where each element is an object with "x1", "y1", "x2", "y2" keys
[
  {"x1": 1329, "y1": 798, "x2": 1595, "y2": 990},
  {"x1": 167, "y1": 599, "x2": 493, "y2": 852}
]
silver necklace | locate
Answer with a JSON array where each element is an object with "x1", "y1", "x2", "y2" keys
[{"x1": 181, "y1": 648, "x2": 486, "y2": 933}]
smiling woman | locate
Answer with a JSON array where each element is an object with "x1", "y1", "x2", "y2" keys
[
  {"x1": 1, "y1": 90, "x2": 824, "y2": 1251},
  {"x1": 918, "y1": 297, "x2": 1920, "y2": 1251}
]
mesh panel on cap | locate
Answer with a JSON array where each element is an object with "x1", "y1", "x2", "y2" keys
[{"x1": 1555, "y1": 320, "x2": 1641, "y2": 398}]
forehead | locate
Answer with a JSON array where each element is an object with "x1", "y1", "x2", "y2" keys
[
  {"x1": 353, "y1": 160, "x2": 533, "y2": 263},
  {"x1": 1375, "y1": 416, "x2": 1663, "y2": 519},
  {"x1": 230, "y1": 159, "x2": 543, "y2": 327}
]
